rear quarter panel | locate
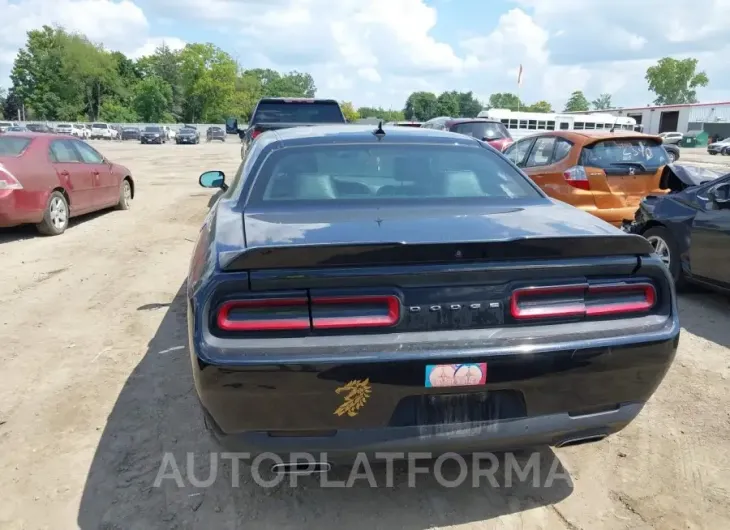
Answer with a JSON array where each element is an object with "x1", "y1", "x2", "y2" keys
[{"x1": 6, "y1": 138, "x2": 58, "y2": 212}]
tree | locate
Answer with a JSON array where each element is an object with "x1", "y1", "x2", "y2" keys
[
  {"x1": 179, "y1": 43, "x2": 237, "y2": 122},
  {"x1": 134, "y1": 76, "x2": 173, "y2": 122},
  {"x1": 404, "y1": 91, "x2": 438, "y2": 121},
  {"x1": 2, "y1": 87, "x2": 22, "y2": 120},
  {"x1": 339, "y1": 101, "x2": 359, "y2": 122},
  {"x1": 564, "y1": 90, "x2": 590, "y2": 112},
  {"x1": 99, "y1": 100, "x2": 138, "y2": 122},
  {"x1": 592, "y1": 93, "x2": 613, "y2": 110},
  {"x1": 487, "y1": 92, "x2": 523, "y2": 111},
  {"x1": 436, "y1": 91, "x2": 460, "y2": 117},
  {"x1": 457, "y1": 91, "x2": 483, "y2": 117},
  {"x1": 645, "y1": 57, "x2": 709, "y2": 105},
  {"x1": 0, "y1": 88, "x2": 6, "y2": 118},
  {"x1": 137, "y1": 43, "x2": 183, "y2": 119},
  {"x1": 357, "y1": 106, "x2": 404, "y2": 122},
  {"x1": 524, "y1": 100, "x2": 553, "y2": 113}
]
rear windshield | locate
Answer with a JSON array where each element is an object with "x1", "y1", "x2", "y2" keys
[
  {"x1": 92, "y1": 123, "x2": 107, "y2": 128},
  {"x1": 123, "y1": 127, "x2": 138, "y2": 131},
  {"x1": 0, "y1": 137, "x2": 32, "y2": 156},
  {"x1": 451, "y1": 121, "x2": 511, "y2": 140},
  {"x1": 0, "y1": 122, "x2": 12, "y2": 128},
  {"x1": 252, "y1": 101, "x2": 344, "y2": 124},
  {"x1": 58, "y1": 124, "x2": 71, "y2": 128},
  {"x1": 144, "y1": 126, "x2": 161, "y2": 132},
  {"x1": 249, "y1": 144, "x2": 541, "y2": 204},
  {"x1": 581, "y1": 138, "x2": 668, "y2": 173},
  {"x1": 209, "y1": 127, "x2": 223, "y2": 132},
  {"x1": 180, "y1": 127, "x2": 195, "y2": 132}
]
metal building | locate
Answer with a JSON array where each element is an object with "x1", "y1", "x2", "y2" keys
[{"x1": 568, "y1": 102, "x2": 730, "y2": 137}]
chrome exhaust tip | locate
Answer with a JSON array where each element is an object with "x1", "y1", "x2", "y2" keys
[
  {"x1": 270, "y1": 462, "x2": 332, "y2": 476},
  {"x1": 556, "y1": 434, "x2": 607, "y2": 448}
]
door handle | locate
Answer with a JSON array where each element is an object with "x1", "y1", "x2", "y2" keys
[
  {"x1": 92, "y1": 171, "x2": 100, "y2": 177},
  {"x1": 60, "y1": 170, "x2": 70, "y2": 177}
]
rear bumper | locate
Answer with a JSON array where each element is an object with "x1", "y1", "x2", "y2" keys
[
  {"x1": 191, "y1": 309, "x2": 679, "y2": 456},
  {"x1": 0, "y1": 190, "x2": 46, "y2": 227},
  {"x1": 203, "y1": 401, "x2": 644, "y2": 460},
  {"x1": 580, "y1": 206, "x2": 641, "y2": 227}
]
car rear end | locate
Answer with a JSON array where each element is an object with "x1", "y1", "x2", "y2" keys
[
  {"x1": 91, "y1": 123, "x2": 111, "y2": 140},
  {"x1": 562, "y1": 134, "x2": 668, "y2": 226},
  {"x1": 447, "y1": 120, "x2": 513, "y2": 151},
  {"x1": 55, "y1": 123, "x2": 73, "y2": 135},
  {"x1": 0, "y1": 135, "x2": 48, "y2": 227},
  {"x1": 188, "y1": 134, "x2": 679, "y2": 461}
]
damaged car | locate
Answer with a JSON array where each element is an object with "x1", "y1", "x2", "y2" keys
[{"x1": 622, "y1": 164, "x2": 730, "y2": 291}]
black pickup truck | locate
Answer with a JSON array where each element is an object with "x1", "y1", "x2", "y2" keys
[{"x1": 235, "y1": 98, "x2": 346, "y2": 159}]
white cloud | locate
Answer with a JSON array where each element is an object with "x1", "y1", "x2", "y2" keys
[
  {"x1": 1, "y1": 0, "x2": 728, "y2": 112},
  {"x1": 129, "y1": 37, "x2": 186, "y2": 59}
]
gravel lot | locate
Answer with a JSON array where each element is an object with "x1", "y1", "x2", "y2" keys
[{"x1": 0, "y1": 142, "x2": 728, "y2": 530}]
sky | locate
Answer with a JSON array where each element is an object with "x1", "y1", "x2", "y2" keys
[{"x1": 1, "y1": 0, "x2": 729, "y2": 111}]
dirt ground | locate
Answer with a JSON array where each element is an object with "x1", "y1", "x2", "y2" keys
[{"x1": 0, "y1": 142, "x2": 728, "y2": 530}]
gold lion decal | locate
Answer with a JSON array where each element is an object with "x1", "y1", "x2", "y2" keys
[{"x1": 334, "y1": 379, "x2": 372, "y2": 417}]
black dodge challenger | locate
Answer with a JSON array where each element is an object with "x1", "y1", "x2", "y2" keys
[{"x1": 188, "y1": 125, "x2": 679, "y2": 466}]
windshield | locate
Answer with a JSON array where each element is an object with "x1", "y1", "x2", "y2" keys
[
  {"x1": 92, "y1": 123, "x2": 107, "y2": 128},
  {"x1": 180, "y1": 128, "x2": 195, "y2": 132},
  {"x1": 249, "y1": 144, "x2": 541, "y2": 204},
  {"x1": 0, "y1": 122, "x2": 12, "y2": 127},
  {"x1": 58, "y1": 124, "x2": 71, "y2": 128},
  {"x1": 0, "y1": 137, "x2": 32, "y2": 156},
  {"x1": 252, "y1": 101, "x2": 344, "y2": 124},
  {"x1": 451, "y1": 121, "x2": 511, "y2": 140},
  {"x1": 144, "y1": 126, "x2": 161, "y2": 132},
  {"x1": 581, "y1": 138, "x2": 668, "y2": 173},
  {"x1": 123, "y1": 127, "x2": 137, "y2": 131}
]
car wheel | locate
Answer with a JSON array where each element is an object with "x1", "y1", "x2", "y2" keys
[
  {"x1": 666, "y1": 150, "x2": 676, "y2": 163},
  {"x1": 723, "y1": 147, "x2": 730, "y2": 156},
  {"x1": 36, "y1": 191, "x2": 69, "y2": 236},
  {"x1": 116, "y1": 178, "x2": 132, "y2": 210},
  {"x1": 643, "y1": 226, "x2": 683, "y2": 286}
]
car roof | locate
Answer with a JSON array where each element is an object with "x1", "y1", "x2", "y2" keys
[
  {"x1": 270, "y1": 124, "x2": 481, "y2": 145},
  {"x1": 0, "y1": 132, "x2": 73, "y2": 139},
  {"x1": 525, "y1": 130, "x2": 661, "y2": 144},
  {"x1": 258, "y1": 97, "x2": 338, "y2": 103},
  {"x1": 446, "y1": 117, "x2": 501, "y2": 124}
]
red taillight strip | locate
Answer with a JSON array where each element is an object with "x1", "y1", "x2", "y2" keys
[
  {"x1": 311, "y1": 295, "x2": 400, "y2": 329},
  {"x1": 251, "y1": 130, "x2": 261, "y2": 139},
  {"x1": 510, "y1": 284, "x2": 587, "y2": 320},
  {"x1": 217, "y1": 298, "x2": 310, "y2": 331},
  {"x1": 511, "y1": 282, "x2": 656, "y2": 320},
  {"x1": 586, "y1": 283, "x2": 656, "y2": 316}
]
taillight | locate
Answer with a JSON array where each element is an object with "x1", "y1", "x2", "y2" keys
[
  {"x1": 0, "y1": 164, "x2": 23, "y2": 190},
  {"x1": 214, "y1": 294, "x2": 401, "y2": 333},
  {"x1": 217, "y1": 297, "x2": 310, "y2": 331},
  {"x1": 311, "y1": 295, "x2": 400, "y2": 329},
  {"x1": 563, "y1": 166, "x2": 590, "y2": 190},
  {"x1": 511, "y1": 282, "x2": 656, "y2": 320},
  {"x1": 250, "y1": 130, "x2": 261, "y2": 140}
]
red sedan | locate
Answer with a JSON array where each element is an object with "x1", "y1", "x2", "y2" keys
[{"x1": 0, "y1": 133, "x2": 134, "y2": 235}]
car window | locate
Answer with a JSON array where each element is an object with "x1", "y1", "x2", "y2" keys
[
  {"x1": 0, "y1": 137, "x2": 32, "y2": 156},
  {"x1": 581, "y1": 138, "x2": 668, "y2": 173},
  {"x1": 252, "y1": 101, "x2": 344, "y2": 124},
  {"x1": 553, "y1": 138, "x2": 573, "y2": 163},
  {"x1": 73, "y1": 141, "x2": 104, "y2": 164},
  {"x1": 50, "y1": 140, "x2": 81, "y2": 163},
  {"x1": 451, "y1": 122, "x2": 509, "y2": 140},
  {"x1": 92, "y1": 123, "x2": 107, "y2": 128},
  {"x1": 248, "y1": 144, "x2": 541, "y2": 205},
  {"x1": 144, "y1": 126, "x2": 161, "y2": 132},
  {"x1": 525, "y1": 137, "x2": 557, "y2": 167},
  {"x1": 504, "y1": 138, "x2": 534, "y2": 167}
]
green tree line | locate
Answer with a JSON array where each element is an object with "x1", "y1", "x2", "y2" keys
[
  {"x1": 1, "y1": 26, "x2": 710, "y2": 123},
  {"x1": 2, "y1": 25, "x2": 317, "y2": 123}
]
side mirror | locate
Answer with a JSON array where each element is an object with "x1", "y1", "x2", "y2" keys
[
  {"x1": 709, "y1": 184, "x2": 730, "y2": 208},
  {"x1": 199, "y1": 170, "x2": 227, "y2": 190}
]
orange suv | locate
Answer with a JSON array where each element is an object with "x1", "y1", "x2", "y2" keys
[{"x1": 503, "y1": 131, "x2": 669, "y2": 226}]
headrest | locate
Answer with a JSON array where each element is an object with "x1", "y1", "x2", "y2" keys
[
  {"x1": 296, "y1": 174, "x2": 336, "y2": 199},
  {"x1": 443, "y1": 171, "x2": 483, "y2": 197}
]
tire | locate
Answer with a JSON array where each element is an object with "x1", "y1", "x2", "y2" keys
[
  {"x1": 116, "y1": 178, "x2": 132, "y2": 210},
  {"x1": 36, "y1": 191, "x2": 69, "y2": 236},
  {"x1": 666, "y1": 150, "x2": 676, "y2": 163},
  {"x1": 723, "y1": 147, "x2": 730, "y2": 156},
  {"x1": 643, "y1": 226, "x2": 683, "y2": 286}
]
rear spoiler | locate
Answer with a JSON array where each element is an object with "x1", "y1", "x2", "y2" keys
[{"x1": 219, "y1": 235, "x2": 655, "y2": 271}]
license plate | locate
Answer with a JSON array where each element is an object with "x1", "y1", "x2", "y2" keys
[{"x1": 425, "y1": 363, "x2": 487, "y2": 388}]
